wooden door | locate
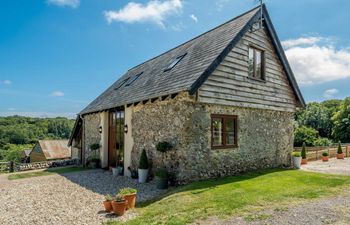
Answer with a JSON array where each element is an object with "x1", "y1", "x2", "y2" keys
[{"x1": 108, "y1": 112, "x2": 117, "y2": 167}]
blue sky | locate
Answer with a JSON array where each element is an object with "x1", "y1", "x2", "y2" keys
[{"x1": 1, "y1": 0, "x2": 350, "y2": 118}]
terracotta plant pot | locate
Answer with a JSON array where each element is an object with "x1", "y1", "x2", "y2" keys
[
  {"x1": 337, "y1": 153, "x2": 344, "y2": 159},
  {"x1": 111, "y1": 200, "x2": 127, "y2": 216},
  {"x1": 301, "y1": 158, "x2": 308, "y2": 165},
  {"x1": 123, "y1": 194, "x2": 136, "y2": 209},
  {"x1": 103, "y1": 201, "x2": 113, "y2": 212},
  {"x1": 322, "y1": 156, "x2": 329, "y2": 162}
]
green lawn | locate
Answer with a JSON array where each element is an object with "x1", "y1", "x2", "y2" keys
[
  {"x1": 7, "y1": 166, "x2": 88, "y2": 180},
  {"x1": 110, "y1": 169, "x2": 350, "y2": 225}
]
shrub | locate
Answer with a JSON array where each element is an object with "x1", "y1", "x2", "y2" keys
[
  {"x1": 337, "y1": 141, "x2": 343, "y2": 154},
  {"x1": 138, "y1": 149, "x2": 149, "y2": 169},
  {"x1": 156, "y1": 141, "x2": 172, "y2": 152},
  {"x1": 291, "y1": 152, "x2": 301, "y2": 157},
  {"x1": 105, "y1": 194, "x2": 113, "y2": 201},
  {"x1": 313, "y1": 138, "x2": 332, "y2": 147},
  {"x1": 294, "y1": 126, "x2": 319, "y2": 147},
  {"x1": 301, "y1": 142, "x2": 307, "y2": 159},
  {"x1": 114, "y1": 194, "x2": 125, "y2": 202},
  {"x1": 322, "y1": 151, "x2": 329, "y2": 157},
  {"x1": 90, "y1": 143, "x2": 101, "y2": 150},
  {"x1": 155, "y1": 168, "x2": 168, "y2": 178},
  {"x1": 118, "y1": 188, "x2": 137, "y2": 195}
]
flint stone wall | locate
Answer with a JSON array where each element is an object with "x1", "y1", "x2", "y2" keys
[
  {"x1": 18, "y1": 159, "x2": 78, "y2": 171},
  {"x1": 83, "y1": 113, "x2": 101, "y2": 163},
  {"x1": 131, "y1": 92, "x2": 294, "y2": 184}
]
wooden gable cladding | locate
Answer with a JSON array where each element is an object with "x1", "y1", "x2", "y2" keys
[{"x1": 198, "y1": 26, "x2": 297, "y2": 112}]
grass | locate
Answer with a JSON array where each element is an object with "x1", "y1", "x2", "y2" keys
[
  {"x1": 7, "y1": 166, "x2": 88, "y2": 180},
  {"x1": 109, "y1": 169, "x2": 350, "y2": 225}
]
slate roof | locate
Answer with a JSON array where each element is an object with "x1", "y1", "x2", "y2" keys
[{"x1": 80, "y1": 5, "x2": 304, "y2": 115}]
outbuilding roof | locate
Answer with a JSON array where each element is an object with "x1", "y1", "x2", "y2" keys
[
  {"x1": 80, "y1": 5, "x2": 304, "y2": 115},
  {"x1": 38, "y1": 140, "x2": 71, "y2": 160}
]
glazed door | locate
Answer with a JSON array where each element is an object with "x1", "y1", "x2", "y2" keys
[{"x1": 108, "y1": 109, "x2": 125, "y2": 168}]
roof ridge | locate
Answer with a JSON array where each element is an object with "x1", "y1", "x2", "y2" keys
[{"x1": 127, "y1": 5, "x2": 261, "y2": 71}]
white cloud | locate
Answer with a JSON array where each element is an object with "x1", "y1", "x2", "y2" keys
[
  {"x1": 51, "y1": 91, "x2": 65, "y2": 97},
  {"x1": 323, "y1": 89, "x2": 339, "y2": 99},
  {"x1": 104, "y1": 0, "x2": 183, "y2": 27},
  {"x1": 282, "y1": 37, "x2": 323, "y2": 48},
  {"x1": 282, "y1": 36, "x2": 350, "y2": 85},
  {"x1": 190, "y1": 14, "x2": 198, "y2": 23},
  {"x1": 47, "y1": 0, "x2": 80, "y2": 8},
  {"x1": 3, "y1": 80, "x2": 12, "y2": 85}
]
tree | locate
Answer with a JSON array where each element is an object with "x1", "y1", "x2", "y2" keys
[
  {"x1": 294, "y1": 126, "x2": 319, "y2": 147},
  {"x1": 332, "y1": 97, "x2": 350, "y2": 143},
  {"x1": 295, "y1": 102, "x2": 333, "y2": 138}
]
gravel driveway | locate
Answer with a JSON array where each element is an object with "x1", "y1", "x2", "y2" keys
[{"x1": 0, "y1": 169, "x2": 164, "y2": 225}]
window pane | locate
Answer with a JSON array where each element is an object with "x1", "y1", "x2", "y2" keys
[
  {"x1": 225, "y1": 118, "x2": 235, "y2": 145},
  {"x1": 212, "y1": 118, "x2": 223, "y2": 146},
  {"x1": 255, "y1": 50, "x2": 262, "y2": 79},
  {"x1": 248, "y1": 48, "x2": 254, "y2": 77}
]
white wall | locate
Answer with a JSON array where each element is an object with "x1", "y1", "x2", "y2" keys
[{"x1": 124, "y1": 106, "x2": 134, "y2": 176}]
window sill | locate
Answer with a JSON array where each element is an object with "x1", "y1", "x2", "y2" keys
[
  {"x1": 247, "y1": 76, "x2": 266, "y2": 83},
  {"x1": 211, "y1": 145, "x2": 239, "y2": 150}
]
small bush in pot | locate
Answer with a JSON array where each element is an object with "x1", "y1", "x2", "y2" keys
[
  {"x1": 111, "y1": 194, "x2": 127, "y2": 216},
  {"x1": 119, "y1": 188, "x2": 137, "y2": 209},
  {"x1": 301, "y1": 142, "x2": 308, "y2": 165},
  {"x1": 156, "y1": 141, "x2": 172, "y2": 152},
  {"x1": 103, "y1": 194, "x2": 113, "y2": 212},
  {"x1": 138, "y1": 149, "x2": 149, "y2": 183},
  {"x1": 337, "y1": 141, "x2": 344, "y2": 159},
  {"x1": 291, "y1": 152, "x2": 302, "y2": 169},
  {"x1": 155, "y1": 168, "x2": 169, "y2": 189},
  {"x1": 322, "y1": 151, "x2": 329, "y2": 162}
]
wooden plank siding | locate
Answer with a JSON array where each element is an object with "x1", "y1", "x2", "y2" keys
[{"x1": 198, "y1": 27, "x2": 297, "y2": 112}]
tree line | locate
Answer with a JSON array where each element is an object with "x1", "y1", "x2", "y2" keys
[
  {"x1": 294, "y1": 97, "x2": 350, "y2": 147},
  {"x1": 0, "y1": 116, "x2": 75, "y2": 162}
]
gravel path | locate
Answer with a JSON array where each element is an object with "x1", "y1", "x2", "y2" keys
[
  {"x1": 0, "y1": 169, "x2": 164, "y2": 225},
  {"x1": 301, "y1": 158, "x2": 350, "y2": 175},
  {"x1": 196, "y1": 191, "x2": 350, "y2": 225}
]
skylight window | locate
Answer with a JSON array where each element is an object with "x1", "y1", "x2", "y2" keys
[
  {"x1": 164, "y1": 53, "x2": 187, "y2": 72},
  {"x1": 114, "y1": 77, "x2": 130, "y2": 90},
  {"x1": 125, "y1": 72, "x2": 143, "y2": 87}
]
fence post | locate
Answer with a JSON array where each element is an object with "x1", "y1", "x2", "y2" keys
[
  {"x1": 9, "y1": 161, "x2": 14, "y2": 173},
  {"x1": 346, "y1": 146, "x2": 348, "y2": 158}
]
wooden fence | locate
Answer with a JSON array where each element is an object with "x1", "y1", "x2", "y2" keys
[{"x1": 294, "y1": 144, "x2": 350, "y2": 161}]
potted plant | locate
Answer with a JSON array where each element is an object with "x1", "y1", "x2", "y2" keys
[
  {"x1": 112, "y1": 163, "x2": 118, "y2": 176},
  {"x1": 301, "y1": 142, "x2": 308, "y2": 165},
  {"x1": 103, "y1": 194, "x2": 113, "y2": 212},
  {"x1": 322, "y1": 151, "x2": 329, "y2": 162},
  {"x1": 117, "y1": 160, "x2": 124, "y2": 175},
  {"x1": 155, "y1": 168, "x2": 168, "y2": 189},
  {"x1": 138, "y1": 149, "x2": 149, "y2": 183},
  {"x1": 119, "y1": 188, "x2": 137, "y2": 209},
  {"x1": 87, "y1": 157, "x2": 100, "y2": 169},
  {"x1": 291, "y1": 152, "x2": 302, "y2": 169},
  {"x1": 89, "y1": 143, "x2": 101, "y2": 168},
  {"x1": 111, "y1": 194, "x2": 127, "y2": 216},
  {"x1": 337, "y1": 141, "x2": 344, "y2": 159}
]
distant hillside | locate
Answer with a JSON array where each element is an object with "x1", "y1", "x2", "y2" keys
[{"x1": 0, "y1": 116, "x2": 75, "y2": 162}]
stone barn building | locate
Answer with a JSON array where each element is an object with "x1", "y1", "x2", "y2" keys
[{"x1": 69, "y1": 5, "x2": 305, "y2": 183}]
